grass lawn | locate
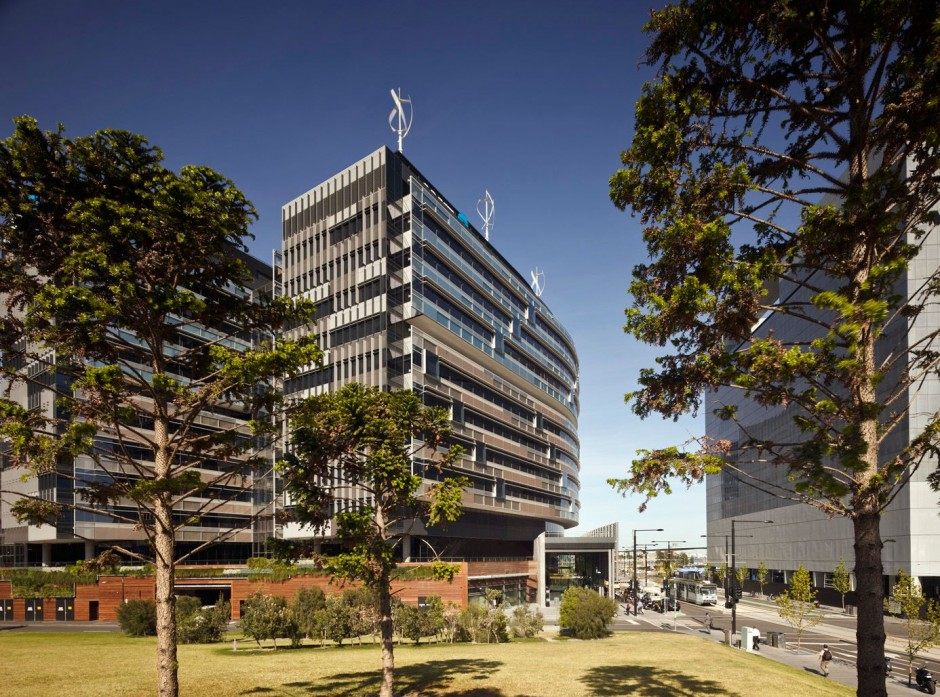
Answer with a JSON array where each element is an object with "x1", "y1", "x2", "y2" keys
[{"x1": 0, "y1": 630, "x2": 851, "y2": 696}]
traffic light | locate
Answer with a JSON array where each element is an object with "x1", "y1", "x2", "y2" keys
[{"x1": 731, "y1": 581, "x2": 743, "y2": 601}]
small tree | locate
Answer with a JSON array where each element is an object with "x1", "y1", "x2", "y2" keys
[
  {"x1": 240, "y1": 592, "x2": 293, "y2": 649},
  {"x1": 290, "y1": 587, "x2": 326, "y2": 641},
  {"x1": 832, "y1": 559, "x2": 852, "y2": 612},
  {"x1": 775, "y1": 565, "x2": 822, "y2": 648},
  {"x1": 756, "y1": 562, "x2": 769, "y2": 599},
  {"x1": 889, "y1": 569, "x2": 940, "y2": 686},
  {"x1": 318, "y1": 596, "x2": 357, "y2": 647},
  {"x1": 280, "y1": 384, "x2": 467, "y2": 697},
  {"x1": 735, "y1": 566, "x2": 749, "y2": 597},
  {"x1": 559, "y1": 587, "x2": 618, "y2": 639},
  {"x1": 718, "y1": 562, "x2": 729, "y2": 593}
]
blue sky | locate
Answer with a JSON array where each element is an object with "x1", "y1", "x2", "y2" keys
[{"x1": 0, "y1": 0, "x2": 705, "y2": 552}]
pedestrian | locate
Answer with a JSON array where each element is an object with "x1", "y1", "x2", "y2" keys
[
  {"x1": 704, "y1": 612, "x2": 713, "y2": 632},
  {"x1": 819, "y1": 644, "x2": 832, "y2": 677}
]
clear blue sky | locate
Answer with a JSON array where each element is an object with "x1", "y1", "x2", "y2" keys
[{"x1": 0, "y1": 0, "x2": 705, "y2": 552}]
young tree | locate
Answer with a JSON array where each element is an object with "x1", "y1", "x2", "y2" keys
[
  {"x1": 832, "y1": 559, "x2": 852, "y2": 611},
  {"x1": 290, "y1": 587, "x2": 326, "y2": 641},
  {"x1": 775, "y1": 565, "x2": 823, "y2": 648},
  {"x1": 607, "y1": 5, "x2": 939, "y2": 695},
  {"x1": 241, "y1": 592, "x2": 294, "y2": 649},
  {"x1": 718, "y1": 562, "x2": 729, "y2": 594},
  {"x1": 317, "y1": 595, "x2": 357, "y2": 647},
  {"x1": 0, "y1": 118, "x2": 318, "y2": 696},
  {"x1": 756, "y1": 562, "x2": 769, "y2": 599},
  {"x1": 735, "y1": 566, "x2": 749, "y2": 597},
  {"x1": 279, "y1": 383, "x2": 467, "y2": 697},
  {"x1": 889, "y1": 569, "x2": 940, "y2": 686}
]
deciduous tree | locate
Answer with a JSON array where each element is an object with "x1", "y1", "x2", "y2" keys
[
  {"x1": 889, "y1": 569, "x2": 940, "y2": 686},
  {"x1": 756, "y1": 562, "x2": 769, "y2": 598},
  {"x1": 607, "y1": 4, "x2": 939, "y2": 695},
  {"x1": 833, "y1": 559, "x2": 852, "y2": 611},
  {"x1": 279, "y1": 383, "x2": 466, "y2": 697},
  {"x1": 775, "y1": 565, "x2": 823, "y2": 648},
  {"x1": 0, "y1": 118, "x2": 319, "y2": 696}
]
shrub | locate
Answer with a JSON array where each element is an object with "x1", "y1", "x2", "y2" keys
[
  {"x1": 177, "y1": 597, "x2": 229, "y2": 644},
  {"x1": 393, "y1": 597, "x2": 444, "y2": 644},
  {"x1": 290, "y1": 587, "x2": 326, "y2": 640},
  {"x1": 117, "y1": 599, "x2": 157, "y2": 637},
  {"x1": 455, "y1": 601, "x2": 509, "y2": 643},
  {"x1": 311, "y1": 596, "x2": 357, "y2": 646},
  {"x1": 559, "y1": 587, "x2": 617, "y2": 639},
  {"x1": 509, "y1": 605, "x2": 544, "y2": 638},
  {"x1": 240, "y1": 592, "x2": 294, "y2": 649}
]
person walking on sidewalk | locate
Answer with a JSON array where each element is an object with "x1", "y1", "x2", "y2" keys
[
  {"x1": 819, "y1": 644, "x2": 832, "y2": 677},
  {"x1": 704, "y1": 612, "x2": 713, "y2": 632}
]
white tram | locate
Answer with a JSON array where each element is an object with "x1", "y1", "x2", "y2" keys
[{"x1": 667, "y1": 578, "x2": 718, "y2": 606}]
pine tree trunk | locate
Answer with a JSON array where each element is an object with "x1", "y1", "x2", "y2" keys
[
  {"x1": 153, "y1": 409, "x2": 178, "y2": 697},
  {"x1": 379, "y1": 570, "x2": 395, "y2": 697},
  {"x1": 854, "y1": 511, "x2": 887, "y2": 697},
  {"x1": 154, "y1": 500, "x2": 178, "y2": 697}
]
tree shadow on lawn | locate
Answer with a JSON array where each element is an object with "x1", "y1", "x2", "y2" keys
[
  {"x1": 581, "y1": 664, "x2": 738, "y2": 697},
  {"x1": 264, "y1": 658, "x2": 503, "y2": 696}
]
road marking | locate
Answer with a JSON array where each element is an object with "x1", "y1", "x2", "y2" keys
[{"x1": 624, "y1": 618, "x2": 639, "y2": 625}]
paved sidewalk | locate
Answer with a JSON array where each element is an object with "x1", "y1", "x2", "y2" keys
[
  {"x1": 694, "y1": 624, "x2": 918, "y2": 695},
  {"x1": 736, "y1": 597, "x2": 940, "y2": 663}
]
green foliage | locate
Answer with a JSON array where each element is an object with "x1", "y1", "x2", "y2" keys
[
  {"x1": 509, "y1": 605, "x2": 544, "y2": 638},
  {"x1": 832, "y1": 560, "x2": 852, "y2": 609},
  {"x1": 0, "y1": 117, "x2": 322, "y2": 694},
  {"x1": 393, "y1": 599, "x2": 445, "y2": 645},
  {"x1": 455, "y1": 601, "x2": 509, "y2": 644},
  {"x1": 756, "y1": 562, "x2": 769, "y2": 597},
  {"x1": 889, "y1": 569, "x2": 940, "y2": 683},
  {"x1": 559, "y1": 587, "x2": 617, "y2": 640},
  {"x1": 606, "y1": 0, "x2": 940, "y2": 521},
  {"x1": 312, "y1": 596, "x2": 357, "y2": 646},
  {"x1": 280, "y1": 384, "x2": 467, "y2": 690},
  {"x1": 735, "y1": 566, "x2": 748, "y2": 590},
  {"x1": 775, "y1": 565, "x2": 822, "y2": 648},
  {"x1": 117, "y1": 599, "x2": 157, "y2": 637},
  {"x1": 240, "y1": 592, "x2": 294, "y2": 649},
  {"x1": 290, "y1": 587, "x2": 326, "y2": 640},
  {"x1": 177, "y1": 598, "x2": 229, "y2": 644},
  {"x1": 0, "y1": 567, "x2": 96, "y2": 598}
]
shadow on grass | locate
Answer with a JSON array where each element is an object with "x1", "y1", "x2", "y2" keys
[
  {"x1": 580, "y1": 664, "x2": 737, "y2": 696},
  {"x1": 237, "y1": 658, "x2": 503, "y2": 696}
]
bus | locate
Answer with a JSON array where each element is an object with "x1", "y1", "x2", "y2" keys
[{"x1": 667, "y1": 578, "x2": 718, "y2": 606}]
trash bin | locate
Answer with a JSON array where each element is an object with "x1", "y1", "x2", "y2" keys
[
  {"x1": 777, "y1": 632, "x2": 786, "y2": 649},
  {"x1": 766, "y1": 631, "x2": 779, "y2": 647}
]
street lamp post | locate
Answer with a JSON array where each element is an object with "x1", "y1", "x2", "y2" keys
[
  {"x1": 652, "y1": 539, "x2": 686, "y2": 601},
  {"x1": 730, "y1": 519, "x2": 773, "y2": 636},
  {"x1": 633, "y1": 528, "x2": 663, "y2": 616},
  {"x1": 701, "y1": 533, "x2": 752, "y2": 592}
]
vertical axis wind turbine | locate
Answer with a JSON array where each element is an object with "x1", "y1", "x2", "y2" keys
[
  {"x1": 530, "y1": 268, "x2": 545, "y2": 298},
  {"x1": 476, "y1": 190, "x2": 495, "y2": 241},
  {"x1": 388, "y1": 88, "x2": 413, "y2": 153}
]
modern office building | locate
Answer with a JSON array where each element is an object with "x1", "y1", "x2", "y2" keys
[
  {"x1": 278, "y1": 146, "x2": 581, "y2": 561},
  {"x1": 0, "y1": 251, "x2": 277, "y2": 567},
  {"x1": 704, "y1": 173, "x2": 940, "y2": 601}
]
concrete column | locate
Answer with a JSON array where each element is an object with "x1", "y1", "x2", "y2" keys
[
  {"x1": 41, "y1": 543, "x2": 52, "y2": 567},
  {"x1": 84, "y1": 541, "x2": 96, "y2": 560},
  {"x1": 534, "y1": 533, "x2": 546, "y2": 607},
  {"x1": 401, "y1": 534, "x2": 412, "y2": 562}
]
